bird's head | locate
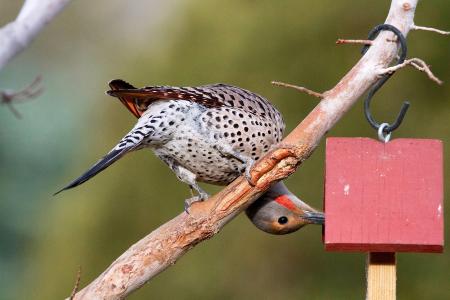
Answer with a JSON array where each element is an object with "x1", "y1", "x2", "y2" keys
[{"x1": 245, "y1": 182, "x2": 324, "y2": 235}]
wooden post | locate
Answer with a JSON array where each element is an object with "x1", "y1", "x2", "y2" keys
[{"x1": 366, "y1": 252, "x2": 396, "y2": 300}]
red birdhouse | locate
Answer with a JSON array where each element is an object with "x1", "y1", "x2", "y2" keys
[{"x1": 324, "y1": 137, "x2": 444, "y2": 253}]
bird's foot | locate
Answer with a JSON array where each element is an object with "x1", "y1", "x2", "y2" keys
[
  {"x1": 184, "y1": 191, "x2": 209, "y2": 214},
  {"x1": 242, "y1": 158, "x2": 256, "y2": 186},
  {"x1": 214, "y1": 143, "x2": 256, "y2": 185}
]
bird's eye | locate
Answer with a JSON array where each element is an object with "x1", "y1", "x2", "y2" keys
[{"x1": 278, "y1": 216, "x2": 288, "y2": 224}]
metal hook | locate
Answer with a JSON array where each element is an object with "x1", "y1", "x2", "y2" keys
[{"x1": 362, "y1": 24, "x2": 410, "y2": 135}]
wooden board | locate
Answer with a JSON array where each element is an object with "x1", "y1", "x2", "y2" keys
[{"x1": 324, "y1": 138, "x2": 444, "y2": 252}]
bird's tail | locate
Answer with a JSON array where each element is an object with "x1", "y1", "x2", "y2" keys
[
  {"x1": 54, "y1": 121, "x2": 149, "y2": 195},
  {"x1": 54, "y1": 145, "x2": 135, "y2": 195}
]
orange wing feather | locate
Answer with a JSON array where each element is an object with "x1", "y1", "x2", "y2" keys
[{"x1": 108, "y1": 80, "x2": 142, "y2": 118}]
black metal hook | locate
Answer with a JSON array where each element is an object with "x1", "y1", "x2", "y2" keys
[{"x1": 362, "y1": 24, "x2": 410, "y2": 134}]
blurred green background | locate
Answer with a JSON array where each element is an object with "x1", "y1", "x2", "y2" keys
[{"x1": 0, "y1": 0, "x2": 449, "y2": 299}]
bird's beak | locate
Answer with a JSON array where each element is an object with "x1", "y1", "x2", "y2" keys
[{"x1": 302, "y1": 211, "x2": 325, "y2": 225}]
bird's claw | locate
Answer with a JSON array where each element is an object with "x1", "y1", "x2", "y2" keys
[
  {"x1": 243, "y1": 158, "x2": 256, "y2": 186},
  {"x1": 184, "y1": 192, "x2": 209, "y2": 214}
]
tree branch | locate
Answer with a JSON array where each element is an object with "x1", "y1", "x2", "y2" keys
[
  {"x1": 69, "y1": 266, "x2": 82, "y2": 300},
  {"x1": 271, "y1": 81, "x2": 324, "y2": 99},
  {"x1": 0, "y1": 75, "x2": 43, "y2": 118},
  {"x1": 0, "y1": 0, "x2": 72, "y2": 70},
  {"x1": 336, "y1": 39, "x2": 374, "y2": 45},
  {"x1": 0, "y1": 0, "x2": 71, "y2": 117},
  {"x1": 379, "y1": 57, "x2": 443, "y2": 84},
  {"x1": 411, "y1": 24, "x2": 449, "y2": 35},
  {"x1": 72, "y1": 1, "x2": 428, "y2": 299}
]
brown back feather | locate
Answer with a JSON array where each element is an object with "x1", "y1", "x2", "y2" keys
[{"x1": 107, "y1": 79, "x2": 224, "y2": 118}]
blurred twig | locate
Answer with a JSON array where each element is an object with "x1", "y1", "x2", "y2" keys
[
  {"x1": 271, "y1": 81, "x2": 324, "y2": 99},
  {"x1": 69, "y1": 266, "x2": 81, "y2": 300},
  {"x1": 0, "y1": 76, "x2": 43, "y2": 118}
]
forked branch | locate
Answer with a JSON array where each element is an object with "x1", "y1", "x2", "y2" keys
[
  {"x1": 379, "y1": 57, "x2": 443, "y2": 84},
  {"x1": 0, "y1": 76, "x2": 43, "y2": 118}
]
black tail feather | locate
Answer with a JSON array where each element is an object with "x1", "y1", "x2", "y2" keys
[{"x1": 54, "y1": 148, "x2": 129, "y2": 195}]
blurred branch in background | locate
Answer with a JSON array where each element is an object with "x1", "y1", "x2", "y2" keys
[
  {"x1": 0, "y1": 0, "x2": 72, "y2": 69},
  {"x1": 0, "y1": 0, "x2": 72, "y2": 116},
  {"x1": 0, "y1": 75, "x2": 42, "y2": 118},
  {"x1": 69, "y1": 0, "x2": 450, "y2": 299}
]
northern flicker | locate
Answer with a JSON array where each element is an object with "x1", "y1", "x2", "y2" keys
[
  {"x1": 246, "y1": 181, "x2": 324, "y2": 234},
  {"x1": 55, "y1": 79, "x2": 324, "y2": 231},
  {"x1": 56, "y1": 80, "x2": 283, "y2": 202}
]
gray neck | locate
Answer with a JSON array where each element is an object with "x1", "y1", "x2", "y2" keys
[{"x1": 267, "y1": 181, "x2": 316, "y2": 212}]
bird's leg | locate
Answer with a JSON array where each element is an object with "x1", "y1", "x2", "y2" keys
[
  {"x1": 175, "y1": 167, "x2": 209, "y2": 212},
  {"x1": 214, "y1": 143, "x2": 255, "y2": 186},
  {"x1": 185, "y1": 181, "x2": 209, "y2": 212},
  {"x1": 156, "y1": 154, "x2": 209, "y2": 212}
]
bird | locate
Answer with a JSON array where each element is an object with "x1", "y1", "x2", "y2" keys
[
  {"x1": 55, "y1": 79, "x2": 284, "y2": 206},
  {"x1": 55, "y1": 79, "x2": 324, "y2": 231},
  {"x1": 246, "y1": 181, "x2": 324, "y2": 234}
]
